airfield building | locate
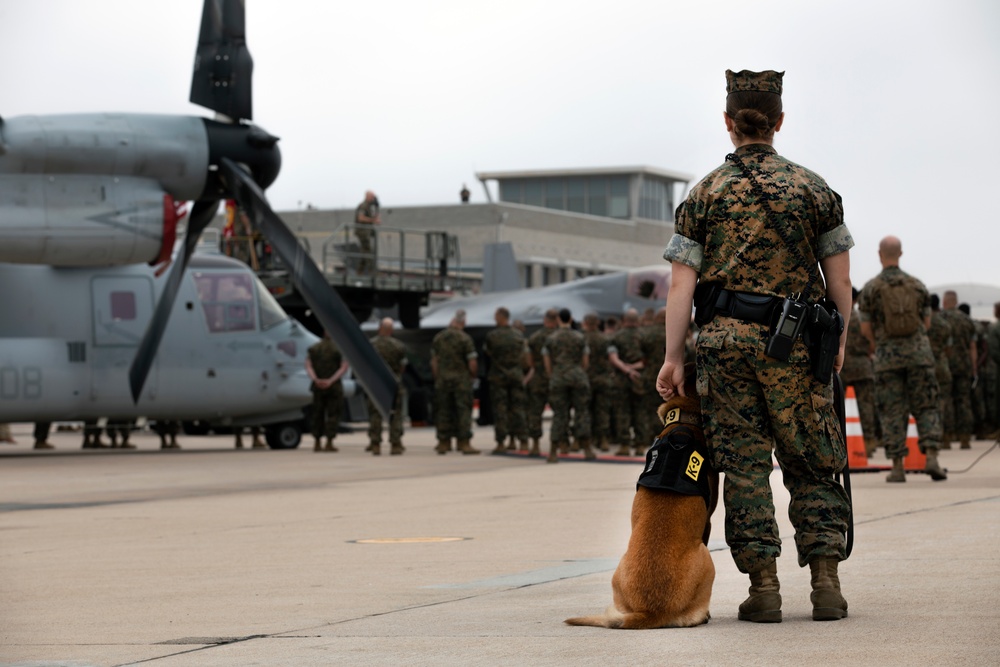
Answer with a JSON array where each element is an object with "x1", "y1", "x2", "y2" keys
[{"x1": 268, "y1": 165, "x2": 692, "y2": 292}]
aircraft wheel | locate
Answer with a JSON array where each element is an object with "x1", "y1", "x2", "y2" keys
[
  {"x1": 181, "y1": 420, "x2": 211, "y2": 436},
  {"x1": 265, "y1": 422, "x2": 302, "y2": 449}
]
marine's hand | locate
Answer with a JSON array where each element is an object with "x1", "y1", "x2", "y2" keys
[{"x1": 656, "y1": 360, "x2": 685, "y2": 399}]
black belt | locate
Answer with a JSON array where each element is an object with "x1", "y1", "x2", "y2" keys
[{"x1": 711, "y1": 289, "x2": 782, "y2": 326}]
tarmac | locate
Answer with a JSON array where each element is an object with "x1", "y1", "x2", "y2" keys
[{"x1": 1, "y1": 420, "x2": 998, "y2": 667}]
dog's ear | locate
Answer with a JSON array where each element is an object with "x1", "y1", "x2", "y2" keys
[{"x1": 657, "y1": 403, "x2": 669, "y2": 425}]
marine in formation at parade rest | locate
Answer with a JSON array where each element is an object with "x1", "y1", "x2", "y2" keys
[
  {"x1": 431, "y1": 309, "x2": 481, "y2": 455},
  {"x1": 542, "y1": 308, "x2": 594, "y2": 462},
  {"x1": 859, "y1": 236, "x2": 947, "y2": 482},
  {"x1": 928, "y1": 294, "x2": 955, "y2": 446},
  {"x1": 306, "y1": 331, "x2": 350, "y2": 452},
  {"x1": 608, "y1": 309, "x2": 646, "y2": 456},
  {"x1": 526, "y1": 309, "x2": 559, "y2": 453},
  {"x1": 841, "y1": 287, "x2": 881, "y2": 456},
  {"x1": 658, "y1": 69, "x2": 853, "y2": 623},
  {"x1": 483, "y1": 307, "x2": 530, "y2": 455},
  {"x1": 940, "y1": 290, "x2": 977, "y2": 449},
  {"x1": 581, "y1": 313, "x2": 613, "y2": 452},
  {"x1": 987, "y1": 302, "x2": 1000, "y2": 438},
  {"x1": 969, "y1": 309, "x2": 997, "y2": 439},
  {"x1": 368, "y1": 317, "x2": 409, "y2": 456}
]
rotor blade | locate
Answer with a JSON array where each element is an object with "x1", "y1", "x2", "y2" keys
[
  {"x1": 190, "y1": 0, "x2": 253, "y2": 121},
  {"x1": 219, "y1": 158, "x2": 398, "y2": 418},
  {"x1": 128, "y1": 200, "x2": 219, "y2": 403}
]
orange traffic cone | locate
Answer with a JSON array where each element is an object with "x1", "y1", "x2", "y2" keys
[
  {"x1": 902, "y1": 415, "x2": 927, "y2": 471},
  {"x1": 844, "y1": 386, "x2": 869, "y2": 470}
]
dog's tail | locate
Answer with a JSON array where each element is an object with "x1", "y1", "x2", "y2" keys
[{"x1": 564, "y1": 605, "x2": 626, "y2": 628}]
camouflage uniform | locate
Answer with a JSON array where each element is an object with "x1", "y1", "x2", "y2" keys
[
  {"x1": 972, "y1": 320, "x2": 994, "y2": 436},
  {"x1": 543, "y1": 328, "x2": 591, "y2": 450},
  {"x1": 840, "y1": 306, "x2": 880, "y2": 454},
  {"x1": 927, "y1": 310, "x2": 954, "y2": 440},
  {"x1": 940, "y1": 307, "x2": 977, "y2": 443},
  {"x1": 663, "y1": 142, "x2": 853, "y2": 573},
  {"x1": 858, "y1": 267, "x2": 941, "y2": 460},
  {"x1": 483, "y1": 325, "x2": 529, "y2": 447},
  {"x1": 368, "y1": 334, "x2": 408, "y2": 453},
  {"x1": 526, "y1": 327, "x2": 555, "y2": 440},
  {"x1": 638, "y1": 320, "x2": 667, "y2": 451},
  {"x1": 609, "y1": 325, "x2": 645, "y2": 454},
  {"x1": 988, "y1": 320, "x2": 1000, "y2": 434},
  {"x1": 583, "y1": 328, "x2": 613, "y2": 449},
  {"x1": 308, "y1": 338, "x2": 344, "y2": 440},
  {"x1": 354, "y1": 198, "x2": 378, "y2": 273},
  {"x1": 431, "y1": 327, "x2": 477, "y2": 445}
]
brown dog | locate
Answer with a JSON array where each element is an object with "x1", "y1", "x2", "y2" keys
[{"x1": 565, "y1": 383, "x2": 719, "y2": 629}]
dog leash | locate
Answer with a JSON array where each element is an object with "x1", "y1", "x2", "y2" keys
[{"x1": 833, "y1": 373, "x2": 854, "y2": 558}]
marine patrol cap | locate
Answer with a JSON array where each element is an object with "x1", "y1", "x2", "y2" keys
[{"x1": 726, "y1": 69, "x2": 784, "y2": 96}]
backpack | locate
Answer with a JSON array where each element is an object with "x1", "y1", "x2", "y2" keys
[{"x1": 875, "y1": 275, "x2": 922, "y2": 337}]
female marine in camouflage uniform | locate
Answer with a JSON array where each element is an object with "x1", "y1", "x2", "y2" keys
[{"x1": 657, "y1": 70, "x2": 854, "y2": 623}]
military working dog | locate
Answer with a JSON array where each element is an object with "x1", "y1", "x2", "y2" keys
[{"x1": 565, "y1": 375, "x2": 719, "y2": 629}]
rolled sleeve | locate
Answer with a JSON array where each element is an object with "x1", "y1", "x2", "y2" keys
[
  {"x1": 818, "y1": 224, "x2": 854, "y2": 259},
  {"x1": 663, "y1": 233, "x2": 703, "y2": 272}
]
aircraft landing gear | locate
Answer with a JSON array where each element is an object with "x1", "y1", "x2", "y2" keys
[{"x1": 265, "y1": 421, "x2": 302, "y2": 449}]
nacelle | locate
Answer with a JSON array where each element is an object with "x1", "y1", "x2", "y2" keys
[{"x1": 0, "y1": 175, "x2": 180, "y2": 266}]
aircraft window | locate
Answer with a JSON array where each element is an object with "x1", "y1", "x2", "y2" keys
[
  {"x1": 255, "y1": 279, "x2": 288, "y2": 330},
  {"x1": 110, "y1": 291, "x2": 137, "y2": 320},
  {"x1": 193, "y1": 272, "x2": 257, "y2": 333}
]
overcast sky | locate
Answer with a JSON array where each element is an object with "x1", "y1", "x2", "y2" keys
[{"x1": 2, "y1": 0, "x2": 998, "y2": 290}]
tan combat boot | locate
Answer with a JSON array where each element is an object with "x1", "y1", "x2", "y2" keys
[
  {"x1": 614, "y1": 443, "x2": 631, "y2": 457},
  {"x1": 371, "y1": 443, "x2": 381, "y2": 456},
  {"x1": 579, "y1": 437, "x2": 597, "y2": 461},
  {"x1": 491, "y1": 442, "x2": 507, "y2": 455},
  {"x1": 518, "y1": 438, "x2": 529, "y2": 451},
  {"x1": 597, "y1": 436, "x2": 609, "y2": 452},
  {"x1": 314, "y1": 439, "x2": 322, "y2": 452},
  {"x1": 959, "y1": 435, "x2": 971, "y2": 450},
  {"x1": 324, "y1": 438, "x2": 339, "y2": 452},
  {"x1": 435, "y1": 439, "x2": 451, "y2": 455},
  {"x1": 864, "y1": 437, "x2": 880, "y2": 458},
  {"x1": 940, "y1": 433, "x2": 952, "y2": 450},
  {"x1": 529, "y1": 438, "x2": 541, "y2": 457},
  {"x1": 390, "y1": 443, "x2": 405, "y2": 456},
  {"x1": 886, "y1": 457, "x2": 906, "y2": 483},
  {"x1": 924, "y1": 448, "x2": 947, "y2": 481},
  {"x1": 457, "y1": 440, "x2": 480, "y2": 455},
  {"x1": 507, "y1": 436, "x2": 517, "y2": 451},
  {"x1": 809, "y1": 557, "x2": 848, "y2": 620},
  {"x1": 738, "y1": 560, "x2": 782, "y2": 623}
]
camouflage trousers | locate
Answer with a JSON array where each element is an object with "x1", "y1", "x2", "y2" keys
[
  {"x1": 936, "y1": 364, "x2": 954, "y2": 440},
  {"x1": 311, "y1": 385, "x2": 344, "y2": 440},
  {"x1": 489, "y1": 374, "x2": 528, "y2": 443},
  {"x1": 367, "y1": 386, "x2": 405, "y2": 447},
  {"x1": 947, "y1": 367, "x2": 975, "y2": 438},
  {"x1": 355, "y1": 225, "x2": 375, "y2": 274},
  {"x1": 548, "y1": 379, "x2": 591, "y2": 445},
  {"x1": 697, "y1": 320, "x2": 849, "y2": 573},
  {"x1": 526, "y1": 382, "x2": 549, "y2": 439},
  {"x1": 847, "y1": 378, "x2": 881, "y2": 448},
  {"x1": 638, "y1": 375, "x2": 665, "y2": 451},
  {"x1": 587, "y1": 380, "x2": 613, "y2": 444},
  {"x1": 611, "y1": 381, "x2": 645, "y2": 448},
  {"x1": 434, "y1": 378, "x2": 473, "y2": 441},
  {"x1": 875, "y1": 365, "x2": 942, "y2": 459}
]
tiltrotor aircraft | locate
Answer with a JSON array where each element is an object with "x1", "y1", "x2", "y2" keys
[{"x1": 0, "y1": 0, "x2": 396, "y2": 446}]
